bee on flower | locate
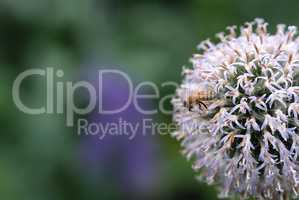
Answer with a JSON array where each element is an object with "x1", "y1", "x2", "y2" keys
[{"x1": 171, "y1": 19, "x2": 299, "y2": 200}]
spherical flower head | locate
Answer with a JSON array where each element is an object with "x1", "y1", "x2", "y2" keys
[{"x1": 172, "y1": 19, "x2": 299, "y2": 200}]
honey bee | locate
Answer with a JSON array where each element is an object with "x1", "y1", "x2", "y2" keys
[{"x1": 184, "y1": 89, "x2": 218, "y2": 111}]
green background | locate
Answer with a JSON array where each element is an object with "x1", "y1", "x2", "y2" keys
[{"x1": 1, "y1": 0, "x2": 299, "y2": 199}]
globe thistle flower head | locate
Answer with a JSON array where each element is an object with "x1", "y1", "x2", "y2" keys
[{"x1": 172, "y1": 19, "x2": 299, "y2": 200}]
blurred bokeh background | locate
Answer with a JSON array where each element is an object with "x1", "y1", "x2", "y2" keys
[{"x1": 2, "y1": 0, "x2": 299, "y2": 199}]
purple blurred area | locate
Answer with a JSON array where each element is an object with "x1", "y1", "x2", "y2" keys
[{"x1": 79, "y1": 68, "x2": 161, "y2": 198}]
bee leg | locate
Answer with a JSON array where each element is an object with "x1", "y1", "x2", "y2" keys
[
  {"x1": 189, "y1": 105, "x2": 193, "y2": 111},
  {"x1": 199, "y1": 102, "x2": 207, "y2": 109},
  {"x1": 184, "y1": 101, "x2": 193, "y2": 111}
]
